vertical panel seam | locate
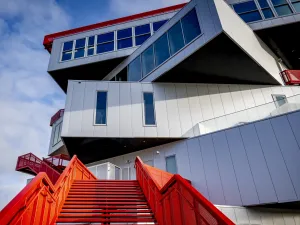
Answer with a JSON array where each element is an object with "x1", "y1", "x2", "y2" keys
[
  {"x1": 162, "y1": 85, "x2": 171, "y2": 138},
  {"x1": 80, "y1": 82, "x2": 86, "y2": 133},
  {"x1": 184, "y1": 140, "x2": 192, "y2": 180}
]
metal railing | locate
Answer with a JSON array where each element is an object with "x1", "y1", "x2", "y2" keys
[
  {"x1": 50, "y1": 109, "x2": 64, "y2": 126},
  {"x1": 198, "y1": 94, "x2": 300, "y2": 135}
]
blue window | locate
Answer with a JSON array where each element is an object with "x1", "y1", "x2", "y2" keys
[
  {"x1": 262, "y1": 8, "x2": 274, "y2": 18},
  {"x1": 62, "y1": 41, "x2": 73, "y2": 61},
  {"x1": 118, "y1": 28, "x2": 132, "y2": 49},
  {"x1": 141, "y1": 45, "x2": 155, "y2": 77},
  {"x1": 97, "y1": 32, "x2": 114, "y2": 54},
  {"x1": 143, "y1": 93, "x2": 156, "y2": 125},
  {"x1": 233, "y1": 1, "x2": 262, "y2": 22},
  {"x1": 75, "y1": 38, "x2": 85, "y2": 48},
  {"x1": 181, "y1": 9, "x2": 201, "y2": 44},
  {"x1": 63, "y1": 41, "x2": 73, "y2": 51},
  {"x1": 62, "y1": 51, "x2": 72, "y2": 61},
  {"x1": 74, "y1": 38, "x2": 86, "y2": 59},
  {"x1": 166, "y1": 155, "x2": 177, "y2": 174},
  {"x1": 293, "y1": 1, "x2": 300, "y2": 12},
  {"x1": 168, "y1": 22, "x2": 185, "y2": 56},
  {"x1": 240, "y1": 11, "x2": 262, "y2": 22},
  {"x1": 128, "y1": 56, "x2": 142, "y2": 81},
  {"x1": 135, "y1": 24, "x2": 151, "y2": 46},
  {"x1": 154, "y1": 33, "x2": 170, "y2": 67},
  {"x1": 87, "y1": 36, "x2": 95, "y2": 56},
  {"x1": 271, "y1": 0, "x2": 293, "y2": 15},
  {"x1": 95, "y1": 92, "x2": 107, "y2": 125},
  {"x1": 153, "y1": 20, "x2": 168, "y2": 32},
  {"x1": 258, "y1": 0, "x2": 270, "y2": 8}
]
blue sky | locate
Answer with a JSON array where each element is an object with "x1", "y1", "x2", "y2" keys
[{"x1": 0, "y1": 0, "x2": 188, "y2": 210}]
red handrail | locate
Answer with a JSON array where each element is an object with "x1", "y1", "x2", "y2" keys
[
  {"x1": 281, "y1": 70, "x2": 300, "y2": 85},
  {"x1": 0, "y1": 155, "x2": 97, "y2": 225},
  {"x1": 135, "y1": 156, "x2": 235, "y2": 225}
]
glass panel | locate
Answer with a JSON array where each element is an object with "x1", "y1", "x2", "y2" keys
[
  {"x1": 135, "y1": 24, "x2": 150, "y2": 36},
  {"x1": 271, "y1": 0, "x2": 287, "y2": 5},
  {"x1": 240, "y1": 11, "x2": 262, "y2": 22},
  {"x1": 116, "y1": 68, "x2": 127, "y2": 81},
  {"x1": 181, "y1": 8, "x2": 201, "y2": 44},
  {"x1": 96, "y1": 92, "x2": 107, "y2": 125},
  {"x1": 168, "y1": 22, "x2": 184, "y2": 56},
  {"x1": 61, "y1": 51, "x2": 72, "y2": 61},
  {"x1": 88, "y1": 36, "x2": 95, "y2": 46},
  {"x1": 143, "y1": 93, "x2": 156, "y2": 125},
  {"x1": 153, "y1": 20, "x2": 168, "y2": 31},
  {"x1": 293, "y1": 2, "x2": 300, "y2": 12},
  {"x1": 97, "y1": 32, "x2": 114, "y2": 44},
  {"x1": 117, "y1": 38, "x2": 133, "y2": 49},
  {"x1": 273, "y1": 95, "x2": 287, "y2": 107},
  {"x1": 135, "y1": 34, "x2": 151, "y2": 46},
  {"x1": 74, "y1": 48, "x2": 84, "y2": 58},
  {"x1": 128, "y1": 56, "x2": 141, "y2": 81},
  {"x1": 63, "y1": 41, "x2": 73, "y2": 51},
  {"x1": 117, "y1": 28, "x2": 132, "y2": 39},
  {"x1": 262, "y1": 8, "x2": 274, "y2": 18},
  {"x1": 154, "y1": 33, "x2": 170, "y2": 67},
  {"x1": 97, "y1": 42, "x2": 114, "y2": 54},
  {"x1": 75, "y1": 38, "x2": 85, "y2": 48},
  {"x1": 275, "y1": 5, "x2": 292, "y2": 15},
  {"x1": 233, "y1": 1, "x2": 257, "y2": 13},
  {"x1": 87, "y1": 47, "x2": 94, "y2": 56},
  {"x1": 141, "y1": 45, "x2": 155, "y2": 77},
  {"x1": 166, "y1": 155, "x2": 177, "y2": 174},
  {"x1": 258, "y1": 0, "x2": 270, "y2": 8}
]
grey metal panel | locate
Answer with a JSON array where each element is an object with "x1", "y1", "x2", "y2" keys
[
  {"x1": 130, "y1": 83, "x2": 144, "y2": 137},
  {"x1": 119, "y1": 83, "x2": 132, "y2": 137},
  {"x1": 212, "y1": 131, "x2": 242, "y2": 205},
  {"x1": 239, "y1": 124, "x2": 277, "y2": 204},
  {"x1": 198, "y1": 135, "x2": 225, "y2": 204},
  {"x1": 255, "y1": 119, "x2": 297, "y2": 202},
  {"x1": 107, "y1": 82, "x2": 120, "y2": 137},
  {"x1": 225, "y1": 127, "x2": 259, "y2": 205},
  {"x1": 287, "y1": 111, "x2": 300, "y2": 147},
  {"x1": 270, "y1": 115, "x2": 300, "y2": 199},
  {"x1": 186, "y1": 138, "x2": 209, "y2": 199},
  {"x1": 175, "y1": 141, "x2": 192, "y2": 180},
  {"x1": 82, "y1": 82, "x2": 97, "y2": 136}
]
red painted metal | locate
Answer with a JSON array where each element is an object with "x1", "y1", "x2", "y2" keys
[
  {"x1": 43, "y1": 3, "x2": 187, "y2": 52},
  {"x1": 50, "y1": 109, "x2": 64, "y2": 126},
  {"x1": 281, "y1": 70, "x2": 300, "y2": 85},
  {"x1": 135, "y1": 156, "x2": 235, "y2": 225},
  {"x1": 0, "y1": 155, "x2": 97, "y2": 225}
]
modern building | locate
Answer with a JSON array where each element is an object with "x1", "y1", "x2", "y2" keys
[{"x1": 4, "y1": 0, "x2": 300, "y2": 224}]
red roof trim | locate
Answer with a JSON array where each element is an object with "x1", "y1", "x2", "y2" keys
[{"x1": 43, "y1": 3, "x2": 187, "y2": 53}]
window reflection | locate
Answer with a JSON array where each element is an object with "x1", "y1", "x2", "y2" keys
[
  {"x1": 141, "y1": 46, "x2": 155, "y2": 77},
  {"x1": 168, "y1": 22, "x2": 185, "y2": 56}
]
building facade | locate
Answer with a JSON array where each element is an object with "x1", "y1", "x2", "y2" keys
[{"x1": 45, "y1": 0, "x2": 300, "y2": 223}]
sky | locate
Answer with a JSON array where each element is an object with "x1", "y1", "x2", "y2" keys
[{"x1": 0, "y1": 0, "x2": 188, "y2": 210}]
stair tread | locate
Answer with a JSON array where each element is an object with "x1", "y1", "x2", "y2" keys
[
  {"x1": 56, "y1": 218, "x2": 156, "y2": 223},
  {"x1": 59, "y1": 213, "x2": 154, "y2": 218},
  {"x1": 64, "y1": 201, "x2": 148, "y2": 205},
  {"x1": 60, "y1": 209, "x2": 152, "y2": 213}
]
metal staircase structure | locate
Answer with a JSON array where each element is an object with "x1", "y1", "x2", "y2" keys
[{"x1": 0, "y1": 155, "x2": 235, "y2": 225}]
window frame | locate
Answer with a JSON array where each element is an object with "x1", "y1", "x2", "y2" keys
[
  {"x1": 117, "y1": 27, "x2": 133, "y2": 50},
  {"x1": 94, "y1": 91, "x2": 108, "y2": 126},
  {"x1": 52, "y1": 122, "x2": 62, "y2": 147},
  {"x1": 165, "y1": 155, "x2": 178, "y2": 174},
  {"x1": 257, "y1": 0, "x2": 276, "y2": 19},
  {"x1": 87, "y1": 36, "x2": 96, "y2": 56},
  {"x1": 232, "y1": 0, "x2": 263, "y2": 23},
  {"x1": 60, "y1": 40, "x2": 74, "y2": 62},
  {"x1": 74, "y1": 38, "x2": 86, "y2": 59},
  {"x1": 142, "y1": 92, "x2": 157, "y2": 127},
  {"x1": 272, "y1": 94, "x2": 288, "y2": 108},
  {"x1": 96, "y1": 32, "x2": 115, "y2": 55}
]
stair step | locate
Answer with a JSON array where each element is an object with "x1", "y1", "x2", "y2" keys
[
  {"x1": 66, "y1": 199, "x2": 146, "y2": 203},
  {"x1": 64, "y1": 201, "x2": 148, "y2": 205},
  {"x1": 60, "y1": 209, "x2": 152, "y2": 213},
  {"x1": 56, "y1": 217, "x2": 155, "y2": 223},
  {"x1": 59, "y1": 213, "x2": 154, "y2": 218},
  {"x1": 70, "y1": 186, "x2": 141, "y2": 189},
  {"x1": 73, "y1": 180, "x2": 138, "y2": 183},
  {"x1": 68, "y1": 191, "x2": 143, "y2": 195},
  {"x1": 67, "y1": 195, "x2": 145, "y2": 199},
  {"x1": 62, "y1": 205, "x2": 150, "y2": 209}
]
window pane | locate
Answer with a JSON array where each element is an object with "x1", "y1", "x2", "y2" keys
[
  {"x1": 88, "y1": 36, "x2": 95, "y2": 46},
  {"x1": 128, "y1": 56, "x2": 141, "y2": 81},
  {"x1": 153, "y1": 20, "x2": 168, "y2": 31},
  {"x1": 135, "y1": 24, "x2": 150, "y2": 36},
  {"x1": 118, "y1": 38, "x2": 133, "y2": 49},
  {"x1": 97, "y1": 42, "x2": 114, "y2": 54},
  {"x1": 181, "y1": 9, "x2": 201, "y2": 44},
  {"x1": 273, "y1": 95, "x2": 287, "y2": 107},
  {"x1": 258, "y1": 0, "x2": 270, "y2": 8},
  {"x1": 135, "y1": 34, "x2": 151, "y2": 45},
  {"x1": 233, "y1": 1, "x2": 257, "y2": 13},
  {"x1": 262, "y1": 8, "x2": 274, "y2": 18},
  {"x1": 271, "y1": 0, "x2": 287, "y2": 5},
  {"x1": 62, "y1": 51, "x2": 72, "y2": 61},
  {"x1": 87, "y1": 47, "x2": 94, "y2": 56},
  {"x1": 63, "y1": 41, "x2": 73, "y2": 51},
  {"x1": 96, "y1": 92, "x2": 107, "y2": 125},
  {"x1": 117, "y1": 28, "x2": 132, "y2": 39},
  {"x1": 97, "y1": 32, "x2": 114, "y2": 44},
  {"x1": 166, "y1": 155, "x2": 177, "y2": 174},
  {"x1": 293, "y1": 2, "x2": 300, "y2": 12},
  {"x1": 75, "y1": 38, "x2": 85, "y2": 48},
  {"x1": 275, "y1": 4, "x2": 292, "y2": 15},
  {"x1": 143, "y1": 93, "x2": 155, "y2": 125},
  {"x1": 240, "y1": 11, "x2": 262, "y2": 22},
  {"x1": 74, "y1": 48, "x2": 85, "y2": 58},
  {"x1": 154, "y1": 33, "x2": 170, "y2": 67},
  {"x1": 168, "y1": 22, "x2": 185, "y2": 55},
  {"x1": 141, "y1": 45, "x2": 155, "y2": 77}
]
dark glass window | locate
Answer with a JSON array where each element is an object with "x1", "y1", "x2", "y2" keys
[
  {"x1": 63, "y1": 41, "x2": 73, "y2": 51},
  {"x1": 258, "y1": 0, "x2": 270, "y2": 8},
  {"x1": 141, "y1": 45, "x2": 155, "y2": 77},
  {"x1": 274, "y1": 4, "x2": 293, "y2": 15},
  {"x1": 87, "y1": 36, "x2": 95, "y2": 56},
  {"x1": 117, "y1": 28, "x2": 132, "y2": 39},
  {"x1": 271, "y1": 0, "x2": 287, "y2": 5},
  {"x1": 166, "y1": 155, "x2": 177, "y2": 174},
  {"x1": 118, "y1": 28, "x2": 132, "y2": 49},
  {"x1": 154, "y1": 33, "x2": 170, "y2": 67},
  {"x1": 153, "y1": 20, "x2": 168, "y2": 32},
  {"x1": 118, "y1": 38, "x2": 133, "y2": 49},
  {"x1": 116, "y1": 68, "x2": 128, "y2": 81},
  {"x1": 97, "y1": 42, "x2": 114, "y2": 54},
  {"x1": 75, "y1": 38, "x2": 85, "y2": 48},
  {"x1": 262, "y1": 8, "x2": 274, "y2": 18},
  {"x1": 233, "y1": 1, "x2": 257, "y2": 13},
  {"x1": 74, "y1": 48, "x2": 85, "y2": 58},
  {"x1": 62, "y1": 41, "x2": 73, "y2": 61},
  {"x1": 97, "y1": 32, "x2": 114, "y2": 54},
  {"x1": 293, "y1": 1, "x2": 300, "y2": 12},
  {"x1": 97, "y1": 32, "x2": 114, "y2": 43},
  {"x1": 88, "y1": 36, "x2": 95, "y2": 46},
  {"x1": 143, "y1": 93, "x2": 156, "y2": 125},
  {"x1": 87, "y1": 47, "x2": 94, "y2": 56},
  {"x1": 128, "y1": 56, "x2": 142, "y2": 81},
  {"x1": 168, "y1": 22, "x2": 185, "y2": 56},
  {"x1": 95, "y1": 92, "x2": 107, "y2": 125},
  {"x1": 240, "y1": 11, "x2": 262, "y2": 22},
  {"x1": 62, "y1": 51, "x2": 72, "y2": 61},
  {"x1": 74, "y1": 38, "x2": 86, "y2": 59},
  {"x1": 181, "y1": 9, "x2": 201, "y2": 44},
  {"x1": 135, "y1": 24, "x2": 151, "y2": 46},
  {"x1": 136, "y1": 34, "x2": 151, "y2": 46}
]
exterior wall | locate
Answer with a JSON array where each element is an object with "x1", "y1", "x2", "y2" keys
[
  {"x1": 87, "y1": 110, "x2": 300, "y2": 206},
  {"x1": 48, "y1": 116, "x2": 64, "y2": 155},
  {"x1": 62, "y1": 80, "x2": 300, "y2": 139},
  {"x1": 48, "y1": 11, "x2": 178, "y2": 72}
]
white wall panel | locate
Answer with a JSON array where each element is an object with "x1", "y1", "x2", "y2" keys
[
  {"x1": 130, "y1": 83, "x2": 144, "y2": 137},
  {"x1": 61, "y1": 82, "x2": 73, "y2": 136},
  {"x1": 198, "y1": 84, "x2": 214, "y2": 120},
  {"x1": 251, "y1": 87, "x2": 266, "y2": 106},
  {"x1": 82, "y1": 82, "x2": 97, "y2": 136},
  {"x1": 239, "y1": 85, "x2": 256, "y2": 108},
  {"x1": 209, "y1": 85, "x2": 225, "y2": 117},
  {"x1": 107, "y1": 83, "x2": 120, "y2": 137},
  {"x1": 230, "y1": 84, "x2": 246, "y2": 111},
  {"x1": 219, "y1": 84, "x2": 235, "y2": 114},
  {"x1": 119, "y1": 83, "x2": 132, "y2": 137}
]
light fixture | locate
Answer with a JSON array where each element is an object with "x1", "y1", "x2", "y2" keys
[{"x1": 156, "y1": 151, "x2": 160, "y2": 154}]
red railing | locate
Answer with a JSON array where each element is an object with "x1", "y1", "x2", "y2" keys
[
  {"x1": 135, "y1": 157, "x2": 235, "y2": 225},
  {"x1": 50, "y1": 109, "x2": 64, "y2": 126},
  {"x1": 281, "y1": 70, "x2": 300, "y2": 85},
  {"x1": 0, "y1": 155, "x2": 97, "y2": 225}
]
